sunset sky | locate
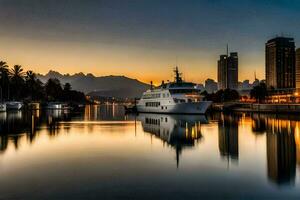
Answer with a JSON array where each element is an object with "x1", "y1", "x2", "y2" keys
[{"x1": 0, "y1": 0, "x2": 300, "y2": 84}]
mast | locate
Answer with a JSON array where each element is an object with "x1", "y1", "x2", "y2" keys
[
  {"x1": 174, "y1": 66, "x2": 182, "y2": 83},
  {"x1": 226, "y1": 44, "x2": 229, "y2": 56}
]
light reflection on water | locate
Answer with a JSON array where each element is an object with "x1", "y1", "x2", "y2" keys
[{"x1": 0, "y1": 105, "x2": 299, "y2": 199}]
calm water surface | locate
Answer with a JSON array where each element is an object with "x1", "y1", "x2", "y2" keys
[{"x1": 0, "y1": 105, "x2": 299, "y2": 199}]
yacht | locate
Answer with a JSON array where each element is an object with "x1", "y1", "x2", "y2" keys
[
  {"x1": 136, "y1": 67, "x2": 212, "y2": 114},
  {"x1": 6, "y1": 101, "x2": 23, "y2": 110}
]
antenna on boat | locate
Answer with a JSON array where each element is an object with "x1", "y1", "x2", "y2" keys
[
  {"x1": 150, "y1": 81, "x2": 153, "y2": 90},
  {"x1": 226, "y1": 44, "x2": 229, "y2": 56},
  {"x1": 174, "y1": 66, "x2": 182, "y2": 83}
]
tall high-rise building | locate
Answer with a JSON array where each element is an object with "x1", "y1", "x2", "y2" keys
[
  {"x1": 296, "y1": 48, "x2": 300, "y2": 89},
  {"x1": 265, "y1": 37, "x2": 295, "y2": 89},
  {"x1": 218, "y1": 55, "x2": 227, "y2": 90},
  {"x1": 217, "y1": 52, "x2": 238, "y2": 90},
  {"x1": 227, "y1": 52, "x2": 238, "y2": 89}
]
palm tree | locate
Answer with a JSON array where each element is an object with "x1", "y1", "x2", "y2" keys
[
  {"x1": 24, "y1": 70, "x2": 45, "y2": 100},
  {"x1": 0, "y1": 61, "x2": 9, "y2": 73},
  {"x1": 9, "y1": 65, "x2": 25, "y2": 100},
  {"x1": 0, "y1": 61, "x2": 10, "y2": 101},
  {"x1": 25, "y1": 70, "x2": 36, "y2": 82},
  {"x1": 10, "y1": 65, "x2": 25, "y2": 80},
  {"x1": 25, "y1": 70, "x2": 36, "y2": 100}
]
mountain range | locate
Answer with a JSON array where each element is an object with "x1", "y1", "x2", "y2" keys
[{"x1": 37, "y1": 70, "x2": 150, "y2": 99}]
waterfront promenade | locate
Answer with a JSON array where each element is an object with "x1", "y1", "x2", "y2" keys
[{"x1": 212, "y1": 102, "x2": 300, "y2": 113}]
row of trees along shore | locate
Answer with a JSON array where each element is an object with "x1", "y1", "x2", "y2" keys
[
  {"x1": 0, "y1": 61, "x2": 86, "y2": 103},
  {"x1": 201, "y1": 88, "x2": 240, "y2": 102},
  {"x1": 201, "y1": 83, "x2": 269, "y2": 103}
]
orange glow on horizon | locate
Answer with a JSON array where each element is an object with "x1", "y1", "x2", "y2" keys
[{"x1": 0, "y1": 37, "x2": 265, "y2": 84}]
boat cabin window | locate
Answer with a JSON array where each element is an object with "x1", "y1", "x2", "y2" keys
[
  {"x1": 142, "y1": 93, "x2": 161, "y2": 99},
  {"x1": 169, "y1": 89, "x2": 198, "y2": 94},
  {"x1": 145, "y1": 102, "x2": 160, "y2": 107},
  {"x1": 174, "y1": 98, "x2": 186, "y2": 103}
]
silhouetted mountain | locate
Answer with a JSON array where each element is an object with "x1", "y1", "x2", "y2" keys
[{"x1": 37, "y1": 71, "x2": 150, "y2": 99}]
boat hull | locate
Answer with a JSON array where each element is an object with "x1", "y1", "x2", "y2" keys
[{"x1": 136, "y1": 101, "x2": 212, "y2": 114}]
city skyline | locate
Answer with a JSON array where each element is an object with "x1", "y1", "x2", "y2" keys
[{"x1": 1, "y1": 0, "x2": 300, "y2": 84}]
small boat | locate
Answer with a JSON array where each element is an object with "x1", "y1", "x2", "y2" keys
[
  {"x1": 46, "y1": 102, "x2": 63, "y2": 110},
  {"x1": 6, "y1": 101, "x2": 23, "y2": 110},
  {"x1": 0, "y1": 103, "x2": 6, "y2": 112}
]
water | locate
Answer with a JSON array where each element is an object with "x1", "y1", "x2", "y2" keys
[{"x1": 0, "y1": 105, "x2": 299, "y2": 199}]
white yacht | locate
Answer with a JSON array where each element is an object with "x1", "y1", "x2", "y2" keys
[
  {"x1": 6, "y1": 101, "x2": 23, "y2": 110},
  {"x1": 136, "y1": 67, "x2": 212, "y2": 114}
]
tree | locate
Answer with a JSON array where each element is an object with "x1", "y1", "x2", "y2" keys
[
  {"x1": 0, "y1": 61, "x2": 10, "y2": 100},
  {"x1": 0, "y1": 61, "x2": 9, "y2": 74},
  {"x1": 10, "y1": 65, "x2": 25, "y2": 79},
  {"x1": 25, "y1": 70, "x2": 45, "y2": 100},
  {"x1": 63, "y1": 82, "x2": 72, "y2": 91},
  {"x1": 250, "y1": 83, "x2": 267, "y2": 103},
  {"x1": 223, "y1": 89, "x2": 240, "y2": 102},
  {"x1": 45, "y1": 78, "x2": 63, "y2": 101},
  {"x1": 203, "y1": 89, "x2": 240, "y2": 103},
  {"x1": 9, "y1": 65, "x2": 25, "y2": 100}
]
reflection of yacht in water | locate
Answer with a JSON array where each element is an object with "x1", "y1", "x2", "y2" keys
[
  {"x1": 136, "y1": 67, "x2": 212, "y2": 114},
  {"x1": 138, "y1": 113, "x2": 208, "y2": 167}
]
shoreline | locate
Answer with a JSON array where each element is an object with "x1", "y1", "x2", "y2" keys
[{"x1": 211, "y1": 102, "x2": 300, "y2": 114}]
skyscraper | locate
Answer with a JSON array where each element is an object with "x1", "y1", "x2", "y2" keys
[
  {"x1": 265, "y1": 37, "x2": 295, "y2": 89},
  {"x1": 227, "y1": 52, "x2": 238, "y2": 89},
  {"x1": 217, "y1": 52, "x2": 238, "y2": 90},
  {"x1": 218, "y1": 55, "x2": 228, "y2": 90},
  {"x1": 296, "y1": 48, "x2": 300, "y2": 89}
]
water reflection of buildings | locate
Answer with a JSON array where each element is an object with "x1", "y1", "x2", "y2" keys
[
  {"x1": 266, "y1": 118, "x2": 296, "y2": 186},
  {"x1": 138, "y1": 114, "x2": 208, "y2": 167},
  {"x1": 218, "y1": 114, "x2": 239, "y2": 162},
  {"x1": 252, "y1": 114, "x2": 297, "y2": 186}
]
